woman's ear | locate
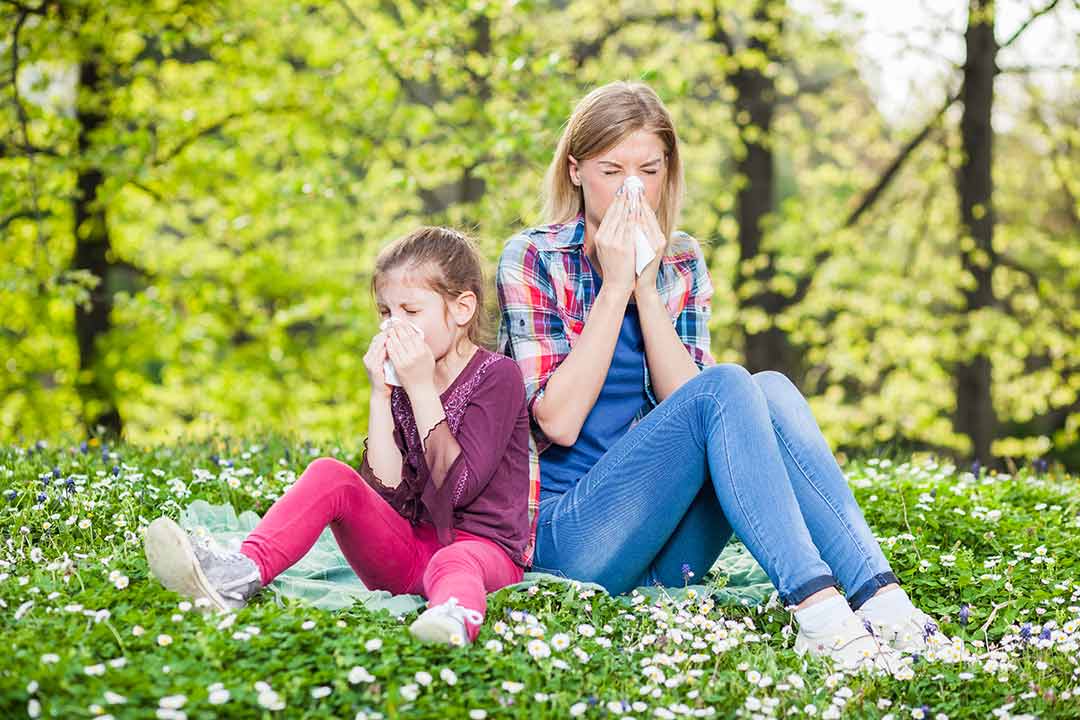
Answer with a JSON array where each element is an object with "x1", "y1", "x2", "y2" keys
[
  {"x1": 450, "y1": 291, "x2": 478, "y2": 329},
  {"x1": 568, "y1": 154, "x2": 581, "y2": 187}
]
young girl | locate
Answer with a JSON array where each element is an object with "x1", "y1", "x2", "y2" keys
[{"x1": 145, "y1": 226, "x2": 537, "y2": 645}]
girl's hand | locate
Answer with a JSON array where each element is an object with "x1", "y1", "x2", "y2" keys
[
  {"x1": 593, "y1": 189, "x2": 636, "y2": 294},
  {"x1": 363, "y1": 331, "x2": 392, "y2": 399},
  {"x1": 385, "y1": 322, "x2": 436, "y2": 395},
  {"x1": 632, "y1": 199, "x2": 666, "y2": 297}
]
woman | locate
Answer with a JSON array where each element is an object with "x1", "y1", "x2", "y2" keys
[{"x1": 496, "y1": 81, "x2": 935, "y2": 673}]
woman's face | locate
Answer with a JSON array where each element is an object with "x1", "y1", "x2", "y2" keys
[{"x1": 570, "y1": 129, "x2": 667, "y2": 231}]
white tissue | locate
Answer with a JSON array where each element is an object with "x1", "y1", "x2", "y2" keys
[
  {"x1": 622, "y1": 175, "x2": 655, "y2": 276},
  {"x1": 379, "y1": 317, "x2": 424, "y2": 387}
]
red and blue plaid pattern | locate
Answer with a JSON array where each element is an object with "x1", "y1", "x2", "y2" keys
[{"x1": 497, "y1": 214, "x2": 716, "y2": 457}]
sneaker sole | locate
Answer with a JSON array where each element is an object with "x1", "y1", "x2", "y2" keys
[
  {"x1": 409, "y1": 615, "x2": 463, "y2": 646},
  {"x1": 144, "y1": 517, "x2": 232, "y2": 613}
]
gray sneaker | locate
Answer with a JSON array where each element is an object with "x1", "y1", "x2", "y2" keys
[{"x1": 144, "y1": 516, "x2": 262, "y2": 612}]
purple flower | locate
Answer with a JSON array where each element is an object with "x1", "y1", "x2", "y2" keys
[
  {"x1": 4, "y1": 490, "x2": 16, "y2": 501},
  {"x1": 923, "y1": 620, "x2": 939, "y2": 639},
  {"x1": 862, "y1": 618, "x2": 875, "y2": 636},
  {"x1": 79, "y1": 441, "x2": 88, "y2": 454},
  {"x1": 971, "y1": 459, "x2": 982, "y2": 477},
  {"x1": 1019, "y1": 623, "x2": 1032, "y2": 641},
  {"x1": 680, "y1": 563, "x2": 694, "y2": 584},
  {"x1": 36, "y1": 492, "x2": 47, "y2": 503},
  {"x1": 958, "y1": 604, "x2": 970, "y2": 626},
  {"x1": 1033, "y1": 458, "x2": 1048, "y2": 475},
  {"x1": 1039, "y1": 626, "x2": 1052, "y2": 642},
  {"x1": 112, "y1": 466, "x2": 121, "y2": 477}
]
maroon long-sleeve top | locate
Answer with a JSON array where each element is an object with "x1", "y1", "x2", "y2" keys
[{"x1": 358, "y1": 348, "x2": 533, "y2": 567}]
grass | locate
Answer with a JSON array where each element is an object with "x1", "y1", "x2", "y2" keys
[{"x1": 1, "y1": 437, "x2": 1078, "y2": 719}]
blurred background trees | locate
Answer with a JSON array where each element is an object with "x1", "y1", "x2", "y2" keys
[{"x1": 2, "y1": 0, "x2": 1078, "y2": 469}]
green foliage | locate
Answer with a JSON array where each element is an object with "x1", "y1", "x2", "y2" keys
[{"x1": 1, "y1": 1, "x2": 1078, "y2": 466}]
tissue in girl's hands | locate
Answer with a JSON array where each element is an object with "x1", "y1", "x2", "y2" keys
[
  {"x1": 379, "y1": 318, "x2": 424, "y2": 387},
  {"x1": 622, "y1": 176, "x2": 655, "y2": 276}
]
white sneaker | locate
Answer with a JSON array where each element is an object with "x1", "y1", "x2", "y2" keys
[
  {"x1": 144, "y1": 517, "x2": 261, "y2": 612},
  {"x1": 794, "y1": 612, "x2": 902, "y2": 674},
  {"x1": 409, "y1": 597, "x2": 484, "y2": 646},
  {"x1": 857, "y1": 606, "x2": 940, "y2": 654}
]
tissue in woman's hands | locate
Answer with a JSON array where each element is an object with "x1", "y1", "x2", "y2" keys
[
  {"x1": 622, "y1": 176, "x2": 655, "y2": 276},
  {"x1": 379, "y1": 317, "x2": 424, "y2": 387}
]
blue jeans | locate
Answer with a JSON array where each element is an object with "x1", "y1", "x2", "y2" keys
[{"x1": 532, "y1": 364, "x2": 898, "y2": 608}]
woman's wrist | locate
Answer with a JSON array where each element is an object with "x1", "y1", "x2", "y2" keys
[
  {"x1": 633, "y1": 283, "x2": 661, "y2": 304},
  {"x1": 597, "y1": 280, "x2": 634, "y2": 307}
]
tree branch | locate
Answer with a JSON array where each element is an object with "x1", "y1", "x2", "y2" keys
[
  {"x1": 332, "y1": 0, "x2": 439, "y2": 106},
  {"x1": 844, "y1": 90, "x2": 957, "y2": 229},
  {"x1": 1000, "y1": 0, "x2": 1061, "y2": 49},
  {"x1": 570, "y1": 11, "x2": 680, "y2": 66},
  {"x1": 152, "y1": 106, "x2": 298, "y2": 166},
  {"x1": 152, "y1": 110, "x2": 245, "y2": 165},
  {"x1": 998, "y1": 63, "x2": 1079, "y2": 74}
]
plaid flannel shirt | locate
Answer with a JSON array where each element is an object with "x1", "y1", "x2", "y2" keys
[{"x1": 496, "y1": 214, "x2": 716, "y2": 457}]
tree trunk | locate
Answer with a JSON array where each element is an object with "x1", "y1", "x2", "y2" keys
[
  {"x1": 955, "y1": 0, "x2": 997, "y2": 464},
  {"x1": 74, "y1": 57, "x2": 122, "y2": 436},
  {"x1": 724, "y1": 0, "x2": 803, "y2": 380}
]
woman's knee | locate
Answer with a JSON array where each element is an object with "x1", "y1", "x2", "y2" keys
[
  {"x1": 752, "y1": 370, "x2": 804, "y2": 406},
  {"x1": 688, "y1": 363, "x2": 760, "y2": 404}
]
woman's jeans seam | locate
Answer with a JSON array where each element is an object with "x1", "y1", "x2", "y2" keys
[
  {"x1": 706, "y1": 392, "x2": 787, "y2": 593},
  {"x1": 769, "y1": 415, "x2": 878, "y2": 591},
  {"x1": 556, "y1": 387, "x2": 705, "y2": 519}
]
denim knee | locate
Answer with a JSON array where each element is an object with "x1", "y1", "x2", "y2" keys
[
  {"x1": 690, "y1": 363, "x2": 759, "y2": 402},
  {"x1": 751, "y1": 370, "x2": 800, "y2": 402}
]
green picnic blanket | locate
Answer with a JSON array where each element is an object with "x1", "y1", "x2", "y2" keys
[{"x1": 180, "y1": 500, "x2": 774, "y2": 615}]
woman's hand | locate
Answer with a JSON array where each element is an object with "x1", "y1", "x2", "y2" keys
[
  {"x1": 385, "y1": 322, "x2": 436, "y2": 395},
  {"x1": 592, "y1": 188, "x2": 636, "y2": 295},
  {"x1": 631, "y1": 197, "x2": 666, "y2": 298},
  {"x1": 363, "y1": 331, "x2": 392, "y2": 399}
]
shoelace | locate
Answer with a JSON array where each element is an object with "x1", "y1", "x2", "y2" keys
[
  {"x1": 191, "y1": 534, "x2": 257, "y2": 599},
  {"x1": 192, "y1": 533, "x2": 246, "y2": 567},
  {"x1": 441, "y1": 597, "x2": 484, "y2": 627}
]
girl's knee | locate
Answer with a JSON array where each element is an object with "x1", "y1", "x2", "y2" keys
[
  {"x1": 297, "y1": 457, "x2": 369, "y2": 498},
  {"x1": 303, "y1": 457, "x2": 358, "y2": 483}
]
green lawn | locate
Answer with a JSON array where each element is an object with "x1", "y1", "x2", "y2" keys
[{"x1": 1, "y1": 439, "x2": 1077, "y2": 719}]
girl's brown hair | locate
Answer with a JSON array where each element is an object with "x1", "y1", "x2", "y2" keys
[
  {"x1": 544, "y1": 81, "x2": 685, "y2": 241},
  {"x1": 372, "y1": 226, "x2": 490, "y2": 348}
]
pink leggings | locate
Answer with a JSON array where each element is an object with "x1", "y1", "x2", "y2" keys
[{"x1": 240, "y1": 457, "x2": 523, "y2": 641}]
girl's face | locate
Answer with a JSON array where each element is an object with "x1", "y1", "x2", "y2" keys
[
  {"x1": 375, "y1": 265, "x2": 475, "y2": 361},
  {"x1": 570, "y1": 129, "x2": 667, "y2": 232}
]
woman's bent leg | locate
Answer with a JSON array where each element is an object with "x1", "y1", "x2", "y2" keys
[
  {"x1": 535, "y1": 363, "x2": 835, "y2": 605},
  {"x1": 240, "y1": 457, "x2": 430, "y2": 595},
  {"x1": 635, "y1": 482, "x2": 732, "y2": 588},
  {"x1": 752, "y1": 371, "x2": 898, "y2": 609}
]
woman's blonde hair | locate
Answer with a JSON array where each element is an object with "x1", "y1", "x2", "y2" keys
[{"x1": 543, "y1": 81, "x2": 685, "y2": 240}]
